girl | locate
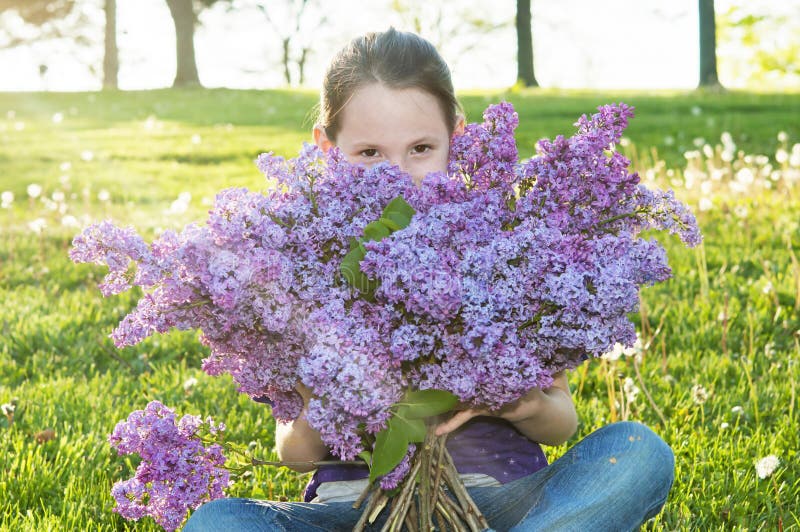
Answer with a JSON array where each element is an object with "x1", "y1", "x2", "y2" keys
[{"x1": 185, "y1": 28, "x2": 674, "y2": 531}]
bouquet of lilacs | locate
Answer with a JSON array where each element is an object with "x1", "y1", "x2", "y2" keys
[{"x1": 74, "y1": 102, "x2": 700, "y2": 531}]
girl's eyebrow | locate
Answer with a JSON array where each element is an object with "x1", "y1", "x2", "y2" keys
[{"x1": 407, "y1": 135, "x2": 439, "y2": 146}]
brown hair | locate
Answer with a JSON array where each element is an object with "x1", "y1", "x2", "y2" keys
[{"x1": 317, "y1": 28, "x2": 462, "y2": 142}]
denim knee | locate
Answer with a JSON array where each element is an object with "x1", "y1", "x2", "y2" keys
[
  {"x1": 612, "y1": 421, "x2": 675, "y2": 503},
  {"x1": 183, "y1": 498, "x2": 278, "y2": 532}
]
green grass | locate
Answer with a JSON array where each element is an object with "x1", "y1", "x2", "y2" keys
[{"x1": 1, "y1": 88, "x2": 799, "y2": 531}]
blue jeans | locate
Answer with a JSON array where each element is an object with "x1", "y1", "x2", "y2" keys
[{"x1": 185, "y1": 421, "x2": 674, "y2": 531}]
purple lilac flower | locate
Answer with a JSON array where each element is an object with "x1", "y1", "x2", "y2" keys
[
  {"x1": 108, "y1": 401, "x2": 229, "y2": 531},
  {"x1": 74, "y1": 101, "x2": 701, "y2": 469},
  {"x1": 69, "y1": 221, "x2": 151, "y2": 296},
  {"x1": 300, "y1": 300, "x2": 404, "y2": 459},
  {"x1": 379, "y1": 444, "x2": 417, "y2": 490}
]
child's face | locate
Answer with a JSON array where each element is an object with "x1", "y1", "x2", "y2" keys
[{"x1": 315, "y1": 83, "x2": 456, "y2": 186}]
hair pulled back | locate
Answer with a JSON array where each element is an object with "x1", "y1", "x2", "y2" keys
[{"x1": 317, "y1": 28, "x2": 461, "y2": 142}]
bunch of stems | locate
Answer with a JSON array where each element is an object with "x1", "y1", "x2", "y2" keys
[{"x1": 353, "y1": 427, "x2": 489, "y2": 532}]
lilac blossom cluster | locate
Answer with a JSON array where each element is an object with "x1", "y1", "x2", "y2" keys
[
  {"x1": 108, "y1": 401, "x2": 228, "y2": 531},
  {"x1": 75, "y1": 102, "x2": 700, "y2": 491},
  {"x1": 71, "y1": 145, "x2": 415, "y2": 422}
]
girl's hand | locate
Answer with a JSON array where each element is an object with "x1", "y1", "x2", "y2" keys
[
  {"x1": 433, "y1": 387, "x2": 548, "y2": 436},
  {"x1": 433, "y1": 371, "x2": 578, "y2": 446}
]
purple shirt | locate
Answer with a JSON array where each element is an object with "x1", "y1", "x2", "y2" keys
[{"x1": 302, "y1": 416, "x2": 547, "y2": 501}]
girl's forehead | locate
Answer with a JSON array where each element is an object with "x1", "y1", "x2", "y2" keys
[{"x1": 338, "y1": 83, "x2": 449, "y2": 143}]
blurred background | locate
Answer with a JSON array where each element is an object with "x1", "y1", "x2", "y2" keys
[
  {"x1": 1, "y1": 2, "x2": 799, "y2": 530},
  {"x1": 1, "y1": 0, "x2": 798, "y2": 92}
]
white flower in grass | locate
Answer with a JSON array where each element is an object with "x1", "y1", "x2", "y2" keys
[
  {"x1": 191, "y1": 134, "x2": 202, "y2": 145},
  {"x1": 602, "y1": 336, "x2": 643, "y2": 362},
  {"x1": 183, "y1": 377, "x2": 198, "y2": 392},
  {"x1": 60, "y1": 161, "x2": 72, "y2": 172},
  {"x1": 52, "y1": 112, "x2": 64, "y2": 124},
  {"x1": 61, "y1": 215, "x2": 79, "y2": 228},
  {"x1": 755, "y1": 455, "x2": 780, "y2": 479},
  {"x1": 97, "y1": 189, "x2": 110, "y2": 202},
  {"x1": 762, "y1": 282, "x2": 773, "y2": 295},
  {"x1": 166, "y1": 192, "x2": 191, "y2": 215},
  {"x1": 80, "y1": 150, "x2": 94, "y2": 162},
  {"x1": 1, "y1": 191, "x2": 13, "y2": 208},
  {"x1": 691, "y1": 384, "x2": 709, "y2": 404},
  {"x1": 602, "y1": 343, "x2": 628, "y2": 361},
  {"x1": 720, "y1": 422, "x2": 729, "y2": 430},
  {"x1": 790, "y1": 145, "x2": 800, "y2": 167},
  {"x1": 14, "y1": 121, "x2": 25, "y2": 131},
  {"x1": 42, "y1": 197, "x2": 58, "y2": 211},
  {"x1": 777, "y1": 131, "x2": 788, "y2": 143},
  {"x1": 623, "y1": 377, "x2": 640, "y2": 403},
  {"x1": 52, "y1": 191, "x2": 65, "y2": 203},
  {"x1": 28, "y1": 218, "x2": 47, "y2": 234},
  {"x1": 27, "y1": 183, "x2": 42, "y2": 199},
  {"x1": 721, "y1": 148, "x2": 735, "y2": 163},
  {"x1": 698, "y1": 197, "x2": 713, "y2": 212},
  {"x1": 736, "y1": 168, "x2": 755, "y2": 186},
  {"x1": 690, "y1": 106, "x2": 702, "y2": 116},
  {"x1": 0, "y1": 403, "x2": 14, "y2": 416},
  {"x1": 776, "y1": 149, "x2": 789, "y2": 164}
]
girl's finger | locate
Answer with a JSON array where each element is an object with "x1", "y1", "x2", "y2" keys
[{"x1": 434, "y1": 409, "x2": 478, "y2": 436}]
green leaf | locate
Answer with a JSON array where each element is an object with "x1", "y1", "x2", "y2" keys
[
  {"x1": 383, "y1": 196, "x2": 416, "y2": 221},
  {"x1": 390, "y1": 410, "x2": 427, "y2": 443},
  {"x1": 381, "y1": 196, "x2": 416, "y2": 229},
  {"x1": 399, "y1": 389, "x2": 459, "y2": 419},
  {"x1": 358, "y1": 450, "x2": 372, "y2": 465},
  {"x1": 369, "y1": 424, "x2": 408, "y2": 483},
  {"x1": 378, "y1": 216, "x2": 400, "y2": 231},
  {"x1": 340, "y1": 247, "x2": 366, "y2": 287},
  {"x1": 362, "y1": 220, "x2": 392, "y2": 242}
]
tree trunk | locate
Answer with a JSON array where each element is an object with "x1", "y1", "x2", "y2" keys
[
  {"x1": 165, "y1": 0, "x2": 200, "y2": 87},
  {"x1": 516, "y1": 0, "x2": 538, "y2": 87},
  {"x1": 103, "y1": 0, "x2": 118, "y2": 89},
  {"x1": 282, "y1": 37, "x2": 292, "y2": 85},
  {"x1": 298, "y1": 46, "x2": 309, "y2": 85},
  {"x1": 698, "y1": 0, "x2": 721, "y2": 88}
]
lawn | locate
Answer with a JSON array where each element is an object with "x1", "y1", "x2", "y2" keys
[{"x1": 0, "y1": 88, "x2": 798, "y2": 531}]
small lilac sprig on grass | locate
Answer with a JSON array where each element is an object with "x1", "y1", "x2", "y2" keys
[{"x1": 108, "y1": 401, "x2": 229, "y2": 532}]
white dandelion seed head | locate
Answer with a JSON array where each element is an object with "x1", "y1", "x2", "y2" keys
[
  {"x1": 691, "y1": 384, "x2": 710, "y2": 405},
  {"x1": 1, "y1": 191, "x2": 13, "y2": 208},
  {"x1": 183, "y1": 377, "x2": 199, "y2": 391},
  {"x1": 61, "y1": 215, "x2": 79, "y2": 228},
  {"x1": 28, "y1": 218, "x2": 47, "y2": 234},
  {"x1": 27, "y1": 183, "x2": 43, "y2": 199},
  {"x1": 755, "y1": 455, "x2": 780, "y2": 479}
]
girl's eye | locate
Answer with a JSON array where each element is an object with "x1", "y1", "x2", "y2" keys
[
  {"x1": 360, "y1": 149, "x2": 379, "y2": 158},
  {"x1": 412, "y1": 144, "x2": 432, "y2": 154}
]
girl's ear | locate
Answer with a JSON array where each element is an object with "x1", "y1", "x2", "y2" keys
[
  {"x1": 313, "y1": 125, "x2": 334, "y2": 152},
  {"x1": 453, "y1": 114, "x2": 465, "y2": 136}
]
